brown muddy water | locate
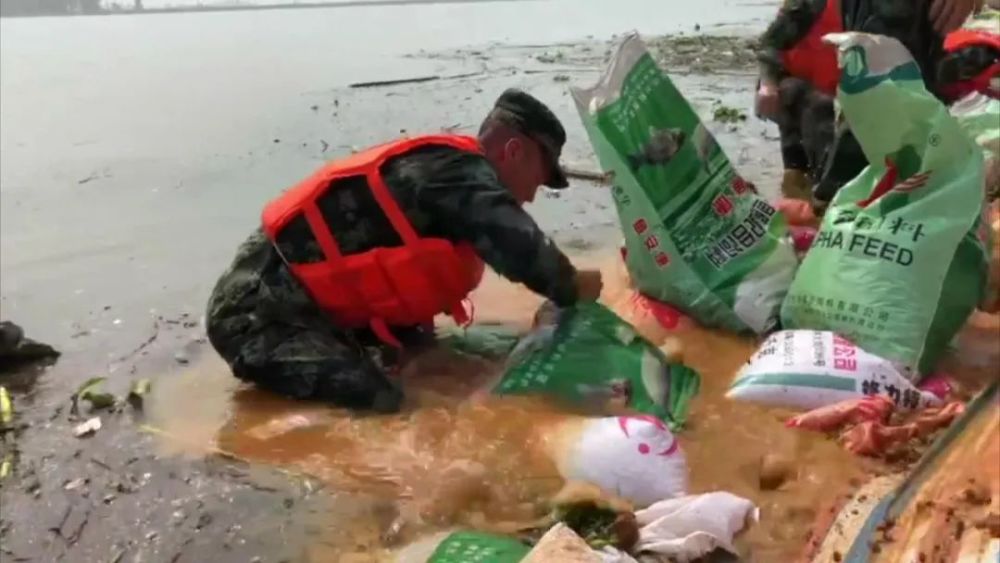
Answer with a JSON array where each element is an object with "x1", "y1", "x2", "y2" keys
[{"x1": 145, "y1": 253, "x2": 888, "y2": 562}]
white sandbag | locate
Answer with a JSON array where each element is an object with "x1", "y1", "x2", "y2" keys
[
  {"x1": 551, "y1": 415, "x2": 687, "y2": 507},
  {"x1": 633, "y1": 492, "x2": 757, "y2": 560},
  {"x1": 727, "y1": 330, "x2": 943, "y2": 411},
  {"x1": 596, "y1": 492, "x2": 758, "y2": 563}
]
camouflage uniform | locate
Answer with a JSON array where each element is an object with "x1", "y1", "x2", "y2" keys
[
  {"x1": 206, "y1": 145, "x2": 579, "y2": 412},
  {"x1": 759, "y1": 0, "x2": 945, "y2": 209}
]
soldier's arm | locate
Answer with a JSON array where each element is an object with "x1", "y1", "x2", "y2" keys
[
  {"x1": 417, "y1": 152, "x2": 579, "y2": 307},
  {"x1": 758, "y1": 0, "x2": 827, "y2": 83}
]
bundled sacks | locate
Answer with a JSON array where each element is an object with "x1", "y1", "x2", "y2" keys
[
  {"x1": 781, "y1": 33, "x2": 990, "y2": 378},
  {"x1": 496, "y1": 303, "x2": 699, "y2": 429},
  {"x1": 727, "y1": 330, "x2": 944, "y2": 411},
  {"x1": 571, "y1": 33, "x2": 797, "y2": 335}
]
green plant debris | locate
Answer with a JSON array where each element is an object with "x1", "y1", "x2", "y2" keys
[
  {"x1": 712, "y1": 103, "x2": 747, "y2": 123},
  {"x1": 73, "y1": 377, "x2": 116, "y2": 411},
  {"x1": 0, "y1": 386, "x2": 12, "y2": 426},
  {"x1": 127, "y1": 378, "x2": 152, "y2": 411}
]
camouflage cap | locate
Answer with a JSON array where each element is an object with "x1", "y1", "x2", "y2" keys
[{"x1": 488, "y1": 88, "x2": 569, "y2": 189}]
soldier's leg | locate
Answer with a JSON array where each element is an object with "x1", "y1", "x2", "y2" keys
[
  {"x1": 206, "y1": 231, "x2": 404, "y2": 412},
  {"x1": 811, "y1": 120, "x2": 866, "y2": 213},
  {"x1": 206, "y1": 282, "x2": 403, "y2": 412},
  {"x1": 777, "y1": 78, "x2": 813, "y2": 200},
  {"x1": 226, "y1": 320, "x2": 404, "y2": 413}
]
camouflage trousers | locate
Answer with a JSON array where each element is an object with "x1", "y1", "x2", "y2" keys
[
  {"x1": 205, "y1": 231, "x2": 434, "y2": 413},
  {"x1": 776, "y1": 77, "x2": 867, "y2": 211}
]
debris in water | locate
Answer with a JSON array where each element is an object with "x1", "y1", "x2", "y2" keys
[
  {"x1": 535, "y1": 52, "x2": 565, "y2": 64},
  {"x1": 0, "y1": 386, "x2": 12, "y2": 426},
  {"x1": 712, "y1": 103, "x2": 747, "y2": 123},
  {"x1": 73, "y1": 377, "x2": 116, "y2": 411},
  {"x1": 349, "y1": 75, "x2": 440, "y2": 89},
  {"x1": 310, "y1": 105, "x2": 318, "y2": 111},
  {"x1": 73, "y1": 417, "x2": 102, "y2": 437},
  {"x1": 759, "y1": 453, "x2": 793, "y2": 491},
  {"x1": 174, "y1": 352, "x2": 189, "y2": 365},
  {"x1": 563, "y1": 166, "x2": 612, "y2": 184},
  {"x1": 554, "y1": 74, "x2": 571, "y2": 82},
  {"x1": 127, "y1": 379, "x2": 152, "y2": 411},
  {"x1": 0, "y1": 321, "x2": 60, "y2": 370},
  {"x1": 64, "y1": 477, "x2": 87, "y2": 491}
]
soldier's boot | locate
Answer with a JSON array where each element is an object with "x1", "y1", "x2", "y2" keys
[{"x1": 781, "y1": 168, "x2": 813, "y2": 201}]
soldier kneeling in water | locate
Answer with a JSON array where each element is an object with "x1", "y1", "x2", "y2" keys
[{"x1": 206, "y1": 89, "x2": 603, "y2": 413}]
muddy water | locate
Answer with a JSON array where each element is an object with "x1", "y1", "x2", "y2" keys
[{"x1": 146, "y1": 251, "x2": 876, "y2": 562}]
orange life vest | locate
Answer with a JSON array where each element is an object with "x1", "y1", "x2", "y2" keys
[
  {"x1": 781, "y1": 0, "x2": 843, "y2": 96},
  {"x1": 941, "y1": 28, "x2": 1000, "y2": 101},
  {"x1": 261, "y1": 135, "x2": 486, "y2": 347}
]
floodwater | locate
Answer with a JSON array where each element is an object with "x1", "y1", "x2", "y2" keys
[{"x1": 145, "y1": 255, "x2": 875, "y2": 562}]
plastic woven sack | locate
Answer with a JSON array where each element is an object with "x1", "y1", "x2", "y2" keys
[
  {"x1": 781, "y1": 33, "x2": 989, "y2": 378},
  {"x1": 727, "y1": 330, "x2": 943, "y2": 411},
  {"x1": 949, "y1": 92, "x2": 1000, "y2": 199},
  {"x1": 426, "y1": 531, "x2": 530, "y2": 563},
  {"x1": 571, "y1": 33, "x2": 797, "y2": 334},
  {"x1": 495, "y1": 303, "x2": 699, "y2": 429}
]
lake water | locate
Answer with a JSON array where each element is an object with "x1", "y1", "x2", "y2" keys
[{"x1": 0, "y1": 0, "x2": 777, "y2": 355}]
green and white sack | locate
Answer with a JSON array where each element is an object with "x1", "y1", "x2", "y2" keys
[
  {"x1": 781, "y1": 33, "x2": 989, "y2": 378},
  {"x1": 394, "y1": 530, "x2": 531, "y2": 563},
  {"x1": 950, "y1": 92, "x2": 1000, "y2": 199},
  {"x1": 571, "y1": 33, "x2": 797, "y2": 334},
  {"x1": 495, "y1": 303, "x2": 699, "y2": 429}
]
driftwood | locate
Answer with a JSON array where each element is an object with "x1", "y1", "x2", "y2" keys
[
  {"x1": 349, "y1": 75, "x2": 441, "y2": 89},
  {"x1": 563, "y1": 166, "x2": 613, "y2": 184},
  {"x1": 349, "y1": 71, "x2": 482, "y2": 89}
]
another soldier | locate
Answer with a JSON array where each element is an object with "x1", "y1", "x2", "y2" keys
[
  {"x1": 206, "y1": 89, "x2": 603, "y2": 413},
  {"x1": 754, "y1": 0, "x2": 983, "y2": 211}
]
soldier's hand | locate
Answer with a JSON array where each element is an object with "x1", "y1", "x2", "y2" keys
[
  {"x1": 929, "y1": 0, "x2": 981, "y2": 34},
  {"x1": 574, "y1": 269, "x2": 604, "y2": 302}
]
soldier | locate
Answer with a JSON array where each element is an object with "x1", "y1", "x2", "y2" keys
[
  {"x1": 753, "y1": 0, "x2": 983, "y2": 211},
  {"x1": 206, "y1": 89, "x2": 603, "y2": 413}
]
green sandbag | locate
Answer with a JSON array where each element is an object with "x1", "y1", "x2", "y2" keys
[
  {"x1": 437, "y1": 323, "x2": 522, "y2": 359},
  {"x1": 495, "y1": 303, "x2": 699, "y2": 429},
  {"x1": 571, "y1": 33, "x2": 797, "y2": 334},
  {"x1": 427, "y1": 531, "x2": 530, "y2": 563},
  {"x1": 781, "y1": 33, "x2": 989, "y2": 378}
]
